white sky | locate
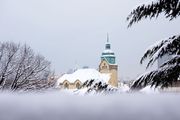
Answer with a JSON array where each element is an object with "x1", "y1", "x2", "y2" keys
[{"x1": 0, "y1": 0, "x2": 180, "y2": 81}]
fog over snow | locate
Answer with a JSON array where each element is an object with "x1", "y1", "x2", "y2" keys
[
  {"x1": 0, "y1": 0, "x2": 180, "y2": 80},
  {"x1": 0, "y1": 92, "x2": 180, "y2": 120}
]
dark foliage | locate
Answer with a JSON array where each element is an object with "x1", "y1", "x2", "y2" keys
[
  {"x1": 141, "y1": 35, "x2": 180, "y2": 69},
  {"x1": 127, "y1": 0, "x2": 180, "y2": 90},
  {"x1": 81, "y1": 79, "x2": 117, "y2": 93},
  {"x1": 131, "y1": 35, "x2": 180, "y2": 90},
  {"x1": 127, "y1": 0, "x2": 180, "y2": 27},
  {"x1": 131, "y1": 56, "x2": 180, "y2": 90}
]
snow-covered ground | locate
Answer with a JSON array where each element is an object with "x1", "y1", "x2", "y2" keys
[
  {"x1": 140, "y1": 85, "x2": 159, "y2": 94},
  {"x1": 0, "y1": 91, "x2": 180, "y2": 120}
]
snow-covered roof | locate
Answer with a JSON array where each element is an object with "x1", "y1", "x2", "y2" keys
[
  {"x1": 101, "y1": 54, "x2": 115, "y2": 57},
  {"x1": 102, "y1": 49, "x2": 114, "y2": 54},
  {"x1": 57, "y1": 68, "x2": 110, "y2": 84}
]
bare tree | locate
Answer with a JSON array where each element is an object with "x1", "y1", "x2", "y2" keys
[
  {"x1": 0, "y1": 42, "x2": 20, "y2": 88},
  {"x1": 0, "y1": 41, "x2": 52, "y2": 91}
]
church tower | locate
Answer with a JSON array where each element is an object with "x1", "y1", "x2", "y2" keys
[{"x1": 99, "y1": 34, "x2": 118, "y2": 87}]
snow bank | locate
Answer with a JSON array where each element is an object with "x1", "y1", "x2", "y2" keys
[
  {"x1": 140, "y1": 85, "x2": 159, "y2": 94},
  {"x1": 118, "y1": 83, "x2": 130, "y2": 92},
  {"x1": 0, "y1": 92, "x2": 180, "y2": 120}
]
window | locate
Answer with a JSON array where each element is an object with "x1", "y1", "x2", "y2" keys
[
  {"x1": 102, "y1": 63, "x2": 107, "y2": 69},
  {"x1": 111, "y1": 58, "x2": 115, "y2": 64},
  {"x1": 76, "y1": 82, "x2": 81, "y2": 89},
  {"x1": 64, "y1": 82, "x2": 69, "y2": 89}
]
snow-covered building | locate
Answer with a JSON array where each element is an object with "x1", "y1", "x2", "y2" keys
[
  {"x1": 57, "y1": 68, "x2": 110, "y2": 89},
  {"x1": 56, "y1": 34, "x2": 119, "y2": 89}
]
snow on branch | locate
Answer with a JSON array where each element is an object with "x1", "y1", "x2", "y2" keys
[
  {"x1": 131, "y1": 60, "x2": 180, "y2": 90},
  {"x1": 0, "y1": 41, "x2": 52, "y2": 91},
  {"x1": 140, "y1": 35, "x2": 180, "y2": 68},
  {"x1": 161, "y1": 55, "x2": 180, "y2": 67},
  {"x1": 79, "y1": 79, "x2": 117, "y2": 94},
  {"x1": 131, "y1": 35, "x2": 180, "y2": 90},
  {"x1": 127, "y1": 0, "x2": 180, "y2": 27}
]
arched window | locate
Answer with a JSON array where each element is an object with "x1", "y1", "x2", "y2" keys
[
  {"x1": 76, "y1": 82, "x2": 81, "y2": 89},
  {"x1": 102, "y1": 63, "x2": 107, "y2": 69},
  {"x1": 64, "y1": 82, "x2": 69, "y2": 89}
]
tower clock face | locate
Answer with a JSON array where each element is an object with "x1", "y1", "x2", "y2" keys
[
  {"x1": 105, "y1": 57, "x2": 115, "y2": 64},
  {"x1": 111, "y1": 58, "x2": 115, "y2": 64}
]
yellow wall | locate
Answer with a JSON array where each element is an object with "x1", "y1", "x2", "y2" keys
[
  {"x1": 108, "y1": 69, "x2": 118, "y2": 87},
  {"x1": 99, "y1": 60, "x2": 118, "y2": 87}
]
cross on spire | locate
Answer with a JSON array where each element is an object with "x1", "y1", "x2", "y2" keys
[
  {"x1": 107, "y1": 33, "x2": 109, "y2": 43},
  {"x1": 105, "y1": 33, "x2": 111, "y2": 50}
]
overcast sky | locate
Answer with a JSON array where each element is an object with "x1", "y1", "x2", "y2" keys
[{"x1": 0, "y1": 0, "x2": 180, "y2": 81}]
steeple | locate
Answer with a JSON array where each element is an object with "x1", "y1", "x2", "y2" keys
[
  {"x1": 101, "y1": 34, "x2": 116, "y2": 64},
  {"x1": 99, "y1": 33, "x2": 118, "y2": 87},
  {"x1": 107, "y1": 33, "x2": 109, "y2": 43},
  {"x1": 105, "y1": 33, "x2": 111, "y2": 50}
]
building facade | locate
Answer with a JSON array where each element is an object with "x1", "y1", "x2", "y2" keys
[
  {"x1": 99, "y1": 34, "x2": 118, "y2": 87},
  {"x1": 56, "y1": 34, "x2": 119, "y2": 89}
]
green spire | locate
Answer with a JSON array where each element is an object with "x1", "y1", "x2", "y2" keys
[{"x1": 101, "y1": 33, "x2": 116, "y2": 64}]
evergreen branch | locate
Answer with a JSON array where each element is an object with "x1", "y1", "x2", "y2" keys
[
  {"x1": 131, "y1": 63, "x2": 180, "y2": 90},
  {"x1": 127, "y1": 0, "x2": 180, "y2": 27},
  {"x1": 140, "y1": 35, "x2": 180, "y2": 69}
]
